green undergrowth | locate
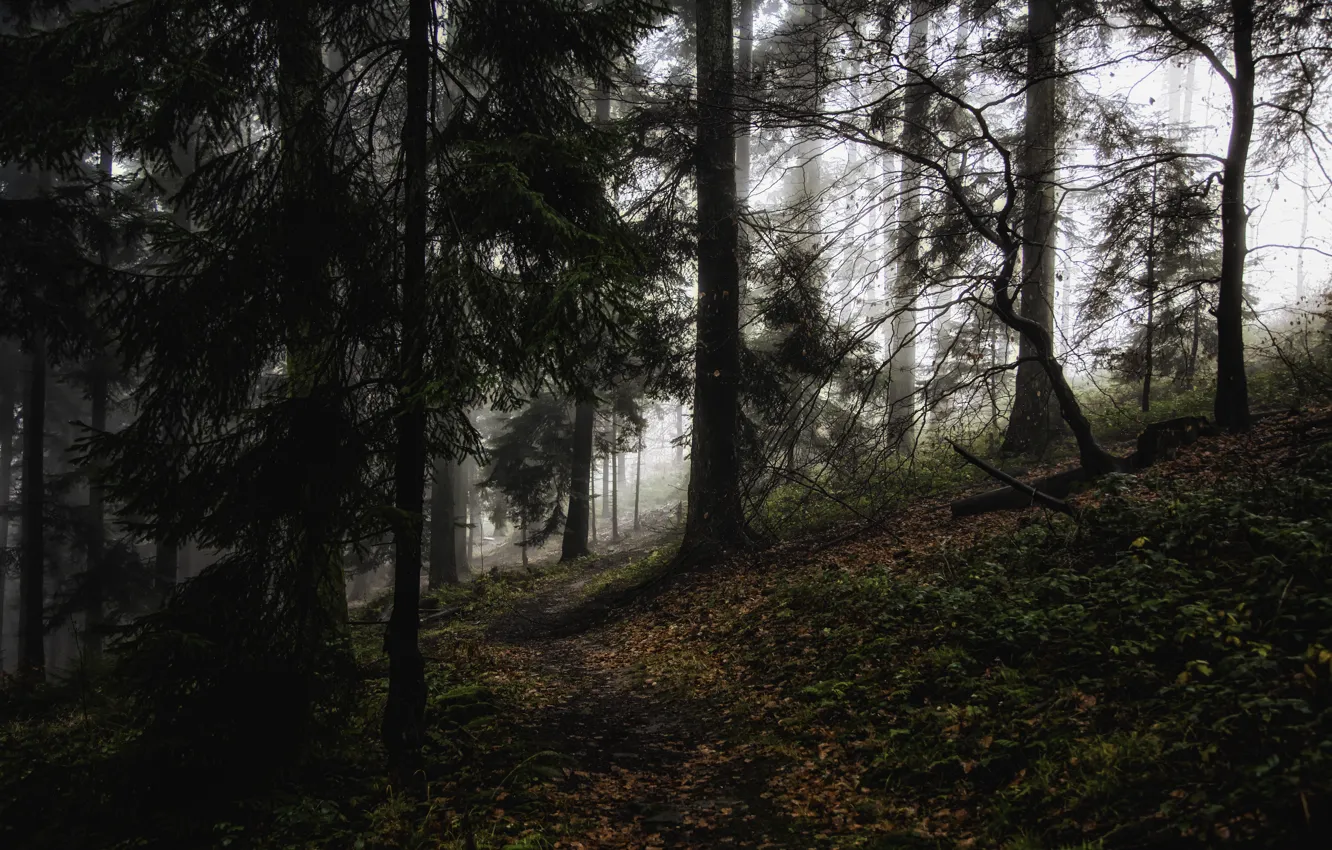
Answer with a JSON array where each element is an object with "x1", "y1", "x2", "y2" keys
[{"x1": 733, "y1": 446, "x2": 1332, "y2": 847}]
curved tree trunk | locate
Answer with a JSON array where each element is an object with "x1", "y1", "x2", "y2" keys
[
  {"x1": 1002, "y1": 0, "x2": 1060, "y2": 455},
  {"x1": 1213, "y1": 0, "x2": 1253, "y2": 432}
]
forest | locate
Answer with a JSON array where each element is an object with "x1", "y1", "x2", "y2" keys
[{"x1": 1, "y1": 0, "x2": 1330, "y2": 847}]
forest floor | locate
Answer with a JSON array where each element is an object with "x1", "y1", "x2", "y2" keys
[
  {"x1": 394, "y1": 405, "x2": 1331, "y2": 850},
  {"x1": 5, "y1": 405, "x2": 1331, "y2": 850}
]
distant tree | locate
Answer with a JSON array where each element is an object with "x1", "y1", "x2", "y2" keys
[
  {"x1": 1082, "y1": 153, "x2": 1222, "y2": 408},
  {"x1": 1126, "y1": 0, "x2": 1332, "y2": 431}
]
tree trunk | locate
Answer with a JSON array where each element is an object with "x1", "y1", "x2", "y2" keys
[
  {"x1": 19, "y1": 336, "x2": 46, "y2": 679},
  {"x1": 0, "y1": 345, "x2": 15, "y2": 663},
  {"x1": 429, "y1": 458, "x2": 460, "y2": 587},
  {"x1": 610, "y1": 413, "x2": 620, "y2": 543},
  {"x1": 1296, "y1": 145, "x2": 1310, "y2": 305},
  {"x1": 466, "y1": 457, "x2": 479, "y2": 561},
  {"x1": 1142, "y1": 164, "x2": 1158, "y2": 413},
  {"x1": 736, "y1": 0, "x2": 755, "y2": 329},
  {"x1": 601, "y1": 429, "x2": 610, "y2": 520},
  {"x1": 382, "y1": 0, "x2": 429, "y2": 780},
  {"x1": 889, "y1": 0, "x2": 930, "y2": 445},
  {"x1": 560, "y1": 402, "x2": 595, "y2": 561},
  {"x1": 681, "y1": 0, "x2": 749, "y2": 558},
  {"x1": 453, "y1": 458, "x2": 469, "y2": 575},
  {"x1": 86, "y1": 355, "x2": 108, "y2": 664},
  {"x1": 1002, "y1": 0, "x2": 1060, "y2": 455},
  {"x1": 633, "y1": 435, "x2": 642, "y2": 531},
  {"x1": 1213, "y1": 0, "x2": 1253, "y2": 432},
  {"x1": 674, "y1": 404, "x2": 684, "y2": 464},
  {"x1": 589, "y1": 456, "x2": 597, "y2": 542},
  {"x1": 520, "y1": 521, "x2": 528, "y2": 570}
]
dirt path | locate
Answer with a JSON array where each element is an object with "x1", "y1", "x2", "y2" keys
[{"x1": 494, "y1": 626, "x2": 810, "y2": 849}]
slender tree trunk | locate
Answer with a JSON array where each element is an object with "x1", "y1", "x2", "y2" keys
[
  {"x1": 1002, "y1": 0, "x2": 1060, "y2": 454},
  {"x1": 1142, "y1": 166, "x2": 1158, "y2": 413},
  {"x1": 736, "y1": 0, "x2": 755, "y2": 329},
  {"x1": 0, "y1": 347, "x2": 15, "y2": 662},
  {"x1": 610, "y1": 413, "x2": 619, "y2": 542},
  {"x1": 19, "y1": 336, "x2": 46, "y2": 679},
  {"x1": 466, "y1": 458, "x2": 479, "y2": 561},
  {"x1": 382, "y1": 0, "x2": 430, "y2": 780},
  {"x1": 589, "y1": 456, "x2": 597, "y2": 542},
  {"x1": 633, "y1": 435, "x2": 642, "y2": 531},
  {"x1": 1213, "y1": 0, "x2": 1253, "y2": 432},
  {"x1": 681, "y1": 0, "x2": 749, "y2": 558},
  {"x1": 561, "y1": 402, "x2": 595, "y2": 561},
  {"x1": 520, "y1": 521, "x2": 528, "y2": 570},
  {"x1": 1296, "y1": 145, "x2": 1310, "y2": 305},
  {"x1": 890, "y1": 0, "x2": 930, "y2": 445},
  {"x1": 601, "y1": 429, "x2": 610, "y2": 520},
  {"x1": 86, "y1": 357, "x2": 108, "y2": 664}
]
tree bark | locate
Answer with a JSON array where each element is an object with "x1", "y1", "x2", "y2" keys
[
  {"x1": 610, "y1": 413, "x2": 620, "y2": 543},
  {"x1": 1142, "y1": 165, "x2": 1158, "y2": 413},
  {"x1": 736, "y1": 0, "x2": 755, "y2": 329},
  {"x1": 1002, "y1": 0, "x2": 1060, "y2": 454},
  {"x1": 19, "y1": 336, "x2": 46, "y2": 679},
  {"x1": 466, "y1": 457, "x2": 479, "y2": 560},
  {"x1": 589, "y1": 456, "x2": 597, "y2": 542},
  {"x1": 889, "y1": 0, "x2": 931, "y2": 444},
  {"x1": 633, "y1": 434, "x2": 642, "y2": 531},
  {"x1": 0, "y1": 345, "x2": 15, "y2": 662},
  {"x1": 1213, "y1": 0, "x2": 1253, "y2": 432},
  {"x1": 429, "y1": 458, "x2": 460, "y2": 587},
  {"x1": 453, "y1": 457, "x2": 469, "y2": 575},
  {"x1": 681, "y1": 0, "x2": 749, "y2": 558},
  {"x1": 560, "y1": 402, "x2": 595, "y2": 561},
  {"x1": 383, "y1": 0, "x2": 430, "y2": 780}
]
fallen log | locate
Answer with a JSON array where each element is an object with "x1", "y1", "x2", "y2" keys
[
  {"x1": 950, "y1": 416, "x2": 1217, "y2": 519},
  {"x1": 948, "y1": 440, "x2": 1074, "y2": 516}
]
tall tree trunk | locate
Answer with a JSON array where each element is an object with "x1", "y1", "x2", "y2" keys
[
  {"x1": 1002, "y1": 0, "x2": 1060, "y2": 455},
  {"x1": 279, "y1": 4, "x2": 352, "y2": 635},
  {"x1": 19, "y1": 336, "x2": 46, "y2": 679},
  {"x1": 382, "y1": 0, "x2": 429, "y2": 780},
  {"x1": 890, "y1": 0, "x2": 930, "y2": 445},
  {"x1": 736, "y1": 0, "x2": 755, "y2": 329},
  {"x1": 610, "y1": 413, "x2": 620, "y2": 543},
  {"x1": 589, "y1": 456, "x2": 597, "y2": 542},
  {"x1": 633, "y1": 434, "x2": 642, "y2": 531},
  {"x1": 602, "y1": 428, "x2": 610, "y2": 520},
  {"x1": 467, "y1": 458, "x2": 479, "y2": 560},
  {"x1": 1142, "y1": 166, "x2": 1158, "y2": 413},
  {"x1": 0, "y1": 345, "x2": 15, "y2": 664},
  {"x1": 1296, "y1": 145, "x2": 1310, "y2": 305},
  {"x1": 682, "y1": 0, "x2": 748, "y2": 558},
  {"x1": 1211, "y1": 0, "x2": 1253, "y2": 432},
  {"x1": 561, "y1": 402, "x2": 595, "y2": 561},
  {"x1": 86, "y1": 356, "x2": 108, "y2": 664}
]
